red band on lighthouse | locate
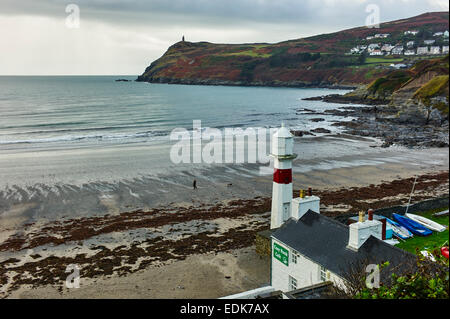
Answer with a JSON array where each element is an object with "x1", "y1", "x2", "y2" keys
[{"x1": 273, "y1": 168, "x2": 292, "y2": 184}]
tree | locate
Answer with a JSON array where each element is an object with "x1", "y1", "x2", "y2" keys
[{"x1": 358, "y1": 52, "x2": 367, "y2": 65}]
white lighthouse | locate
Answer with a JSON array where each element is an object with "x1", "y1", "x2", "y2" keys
[{"x1": 270, "y1": 124, "x2": 297, "y2": 229}]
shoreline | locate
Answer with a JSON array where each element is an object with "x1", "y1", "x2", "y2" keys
[
  {"x1": 1, "y1": 166, "x2": 448, "y2": 298},
  {"x1": 296, "y1": 100, "x2": 449, "y2": 148},
  {"x1": 135, "y1": 78, "x2": 358, "y2": 90}
]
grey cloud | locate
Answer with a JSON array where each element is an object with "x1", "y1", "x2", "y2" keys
[{"x1": 1, "y1": 0, "x2": 447, "y2": 29}]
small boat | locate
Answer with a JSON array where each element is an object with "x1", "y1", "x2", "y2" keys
[
  {"x1": 441, "y1": 247, "x2": 449, "y2": 259},
  {"x1": 393, "y1": 213, "x2": 432, "y2": 236},
  {"x1": 406, "y1": 213, "x2": 446, "y2": 232},
  {"x1": 385, "y1": 217, "x2": 413, "y2": 240},
  {"x1": 433, "y1": 209, "x2": 449, "y2": 217}
]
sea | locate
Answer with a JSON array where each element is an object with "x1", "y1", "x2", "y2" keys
[
  {"x1": 2, "y1": 76, "x2": 445, "y2": 221},
  {"x1": 0, "y1": 76, "x2": 356, "y2": 185}
]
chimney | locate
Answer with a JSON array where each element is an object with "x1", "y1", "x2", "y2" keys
[
  {"x1": 358, "y1": 211, "x2": 365, "y2": 223},
  {"x1": 347, "y1": 214, "x2": 383, "y2": 251},
  {"x1": 299, "y1": 189, "x2": 304, "y2": 198},
  {"x1": 368, "y1": 209, "x2": 374, "y2": 221},
  {"x1": 308, "y1": 187, "x2": 312, "y2": 197},
  {"x1": 291, "y1": 192, "x2": 320, "y2": 220},
  {"x1": 381, "y1": 218, "x2": 387, "y2": 240}
]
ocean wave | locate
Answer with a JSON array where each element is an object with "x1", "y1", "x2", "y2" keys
[{"x1": 0, "y1": 130, "x2": 169, "y2": 145}]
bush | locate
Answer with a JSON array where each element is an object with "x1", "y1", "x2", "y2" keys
[
  {"x1": 328, "y1": 248, "x2": 449, "y2": 299},
  {"x1": 356, "y1": 250, "x2": 449, "y2": 299}
]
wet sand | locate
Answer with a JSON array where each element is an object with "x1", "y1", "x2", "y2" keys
[
  {"x1": 0, "y1": 135, "x2": 449, "y2": 299},
  {"x1": 1, "y1": 134, "x2": 448, "y2": 226}
]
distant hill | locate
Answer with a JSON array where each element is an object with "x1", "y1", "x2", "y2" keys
[
  {"x1": 137, "y1": 12, "x2": 449, "y2": 88},
  {"x1": 347, "y1": 55, "x2": 449, "y2": 113}
]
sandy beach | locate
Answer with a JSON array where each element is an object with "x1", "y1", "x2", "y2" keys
[{"x1": 1, "y1": 138, "x2": 448, "y2": 298}]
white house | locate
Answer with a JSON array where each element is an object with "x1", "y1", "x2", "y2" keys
[
  {"x1": 375, "y1": 33, "x2": 389, "y2": 38},
  {"x1": 390, "y1": 63, "x2": 407, "y2": 69},
  {"x1": 381, "y1": 44, "x2": 394, "y2": 53},
  {"x1": 417, "y1": 47, "x2": 429, "y2": 55},
  {"x1": 404, "y1": 50, "x2": 416, "y2": 56},
  {"x1": 430, "y1": 46, "x2": 441, "y2": 55},
  {"x1": 444, "y1": 31, "x2": 449, "y2": 38},
  {"x1": 369, "y1": 50, "x2": 383, "y2": 56},
  {"x1": 407, "y1": 41, "x2": 415, "y2": 48},
  {"x1": 391, "y1": 46, "x2": 404, "y2": 55},
  {"x1": 434, "y1": 32, "x2": 444, "y2": 37},
  {"x1": 367, "y1": 43, "x2": 380, "y2": 52},
  {"x1": 443, "y1": 46, "x2": 449, "y2": 54},
  {"x1": 404, "y1": 30, "x2": 419, "y2": 36},
  {"x1": 424, "y1": 39, "x2": 436, "y2": 45}
]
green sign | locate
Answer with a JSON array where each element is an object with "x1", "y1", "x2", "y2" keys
[{"x1": 273, "y1": 242, "x2": 289, "y2": 266}]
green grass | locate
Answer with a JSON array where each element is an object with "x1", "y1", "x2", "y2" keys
[
  {"x1": 395, "y1": 207, "x2": 449, "y2": 255},
  {"x1": 415, "y1": 75, "x2": 449, "y2": 99},
  {"x1": 221, "y1": 49, "x2": 272, "y2": 58},
  {"x1": 365, "y1": 57, "x2": 404, "y2": 64}
]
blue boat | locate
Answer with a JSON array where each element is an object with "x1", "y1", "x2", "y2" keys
[
  {"x1": 393, "y1": 213, "x2": 433, "y2": 236},
  {"x1": 385, "y1": 217, "x2": 413, "y2": 240}
]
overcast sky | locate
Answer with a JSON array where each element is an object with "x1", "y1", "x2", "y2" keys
[{"x1": 0, "y1": 0, "x2": 448, "y2": 75}]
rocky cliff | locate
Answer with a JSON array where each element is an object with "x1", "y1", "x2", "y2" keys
[
  {"x1": 137, "y1": 12, "x2": 449, "y2": 88},
  {"x1": 344, "y1": 55, "x2": 449, "y2": 123}
]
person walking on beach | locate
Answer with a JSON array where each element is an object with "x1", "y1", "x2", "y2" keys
[{"x1": 193, "y1": 179, "x2": 197, "y2": 190}]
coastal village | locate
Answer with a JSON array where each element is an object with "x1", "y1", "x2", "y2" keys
[{"x1": 349, "y1": 29, "x2": 449, "y2": 58}]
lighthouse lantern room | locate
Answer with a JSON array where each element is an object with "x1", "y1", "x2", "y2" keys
[{"x1": 270, "y1": 124, "x2": 297, "y2": 229}]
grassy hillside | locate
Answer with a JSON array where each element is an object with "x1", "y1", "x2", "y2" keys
[
  {"x1": 137, "y1": 12, "x2": 449, "y2": 87},
  {"x1": 342, "y1": 55, "x2": 449, "y2": 120}
]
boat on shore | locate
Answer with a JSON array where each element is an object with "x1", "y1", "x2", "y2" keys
[
  {"x1": 393, "y1": 213, "x2": 432, "y2": 236},
  {"x1": 406, "y1": 213, "x2": 447, "y2": 232},
  {"x1": 385, "y1": 217, "x2": 413, "y2": 240}
]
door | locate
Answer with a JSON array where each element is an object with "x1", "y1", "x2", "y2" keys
[{"x1": 283, "y1": 203, "x2": 290, "y2": 221}]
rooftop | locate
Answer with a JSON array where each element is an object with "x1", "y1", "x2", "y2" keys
[{"x1": 272, "y1": 210, "x2": 416, "y2": 282}]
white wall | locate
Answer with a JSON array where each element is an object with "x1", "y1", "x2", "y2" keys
[
  {"x1": 220, "y1": 286, "x2": 275, "y2": 299},
  {"x1": 271, "y1": 239, "x2": 345, "y2": 292}
]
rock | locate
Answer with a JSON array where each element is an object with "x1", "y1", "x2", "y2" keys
[
  {"x1": 291, "y1": 130, "x2": 315, "y2": 137},
  {"x1": 311, "y1": 118, "x2": 325, "y2": 122},
  {"x1": 310, "y1": 128, "x2": 331, "y2": 134}
]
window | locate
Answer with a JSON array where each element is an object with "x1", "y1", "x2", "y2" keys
[
  {"x1": 320, "y1": 266, "x2": 327, "y2": 282},
  {"x1": 291, "y1": 250, "x2": 299, "y2": 264},
  {"x1": 289, "y1": 275, "x2": 297, "y2": 291}
]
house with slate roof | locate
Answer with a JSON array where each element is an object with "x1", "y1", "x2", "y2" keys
[{"x1": 270, "y1": 210, "x2": 415, "y2": 292}]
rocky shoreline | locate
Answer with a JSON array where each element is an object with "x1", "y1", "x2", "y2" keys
[
  {"x1": 303, "y1": 94, "x2": 387, "y2": 105},
  {"x1": 300, "y1": 95, "x2": 449, "y2": 148},
  {"x1": 136, "y1": 76, "x2": 357, "y2": 90}
]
